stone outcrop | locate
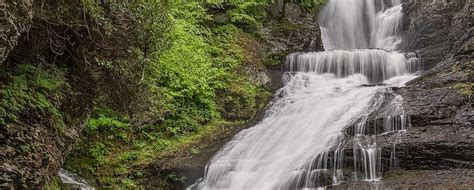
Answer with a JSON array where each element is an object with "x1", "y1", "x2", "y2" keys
[
  {"x1": 0, "y1": 23, "x2": 96, "y2": 190},
  {"x1": 263, "y1": 1, "x2": 324, "y2": 69},
  {"x1": 394, "y1": 0, "x2": 473, "y2": 171},
  {"x1": 0, "y1": 1, "x2": 97, "y2": 188},
  {"x1": 0, "y1": 0, "x2": 33, "y2": 65},
  {"x1": 331, "y1": 170, "x2": 474, "y2": 189},
  {"x1": 331, "y1": 0, "x2": 472, "y2": 187},
  {"x1": 400, "y1": 0, "x2": 472, "y2": 70},
  {"x1": 0, "y1": 77, "x2": 93, "y2": 189}
]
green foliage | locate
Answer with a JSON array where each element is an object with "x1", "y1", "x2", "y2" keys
[
  {"x1": 152, "y1": 138, "x2": 172, "y2": 150},
  {"x1": 131, "y1": 1, "x2": 171, "y2": 57},
  {"x1": 19, "y1": 144, "x2": 32, "y2": 153},
  {"x1": 63, "y1": 1, "x2": 273, "y2": 188},
  {"x1": 453, "y1": 83, "x2": 473, "y2": 98},
  {"x1": 80, "y1": 0, "x2": 110, "y2": 28},
  {"x1": 166, "y1": 172, "x2": 186, "y2": 183},
  {"x1": 118, "y1": 151, "x2": 139, "y2": 162},
  {"x1": 208, "y1": 24, "x2": 244, "y2": 70},
  {"x1": 120, "y1": 178, "x2": 138, "y2": 188},
  {"x1": 152, "y1": 18, "x2": 217, "y2": 135},
  {"x1": 170, "y1": 2, "x2": 212, "y2": 25},
  {"x1": 227, "y1": 2, "x2": 267, "y2": 33},
  {"x1": 298, "y1": 0, "x2": 327, "y2": 13},
  {"x1": 77, "y1": 108, "x2": 132, "y2": 167},
  {"x1": 86, "y1": 114, "x2": 128, "y2": 133},
  {"x1": 44, "y1": 176, "x2": 66, "y2": 190},
  {"x1": 0, "y1": 64, "x2": 67, "y2": 126},
  {"x1": 88, "y1": 142, "x2": 109, "y2": 166},
  {"x1": 190, "y1": 147, "x2": 200, "y2": 155}
]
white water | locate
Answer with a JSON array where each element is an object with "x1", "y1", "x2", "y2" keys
[
  {"x1": 319, "y1": 0, "x2": 404, "y2": 51},
  {"x1": 58, "y1": 168, "x2": 95, "y2": 190},
  {"x1": 192, "y1": 0, "x2": 417, "y2": 189},
  {"x1": 285, "y1": 50, "x2": 408, "y2": 83}
]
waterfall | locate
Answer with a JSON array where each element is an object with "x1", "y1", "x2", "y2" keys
[
  {"x1": 58, "y1": 168, "x2": 95, "y2": 190},
  {"x1": 191, "y1": 0, "x2": 419, "y2": 189},
  {"x1": 284, "y1": 50, "x2": 408, "y2": 83},
  {"x1": 319, "y1": 0, "x2": 404, "y2": 51}
]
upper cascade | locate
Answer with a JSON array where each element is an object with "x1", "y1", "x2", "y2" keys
[
  {"x1": 285, "y1": 49, "x2": 410, "y2": 83},
  {"x1": 319, "y1": 0, "x2": 403, "y2": 51}
]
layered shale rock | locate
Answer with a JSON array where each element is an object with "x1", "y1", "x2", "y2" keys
[
  {"x1": 263, "y1": 1, "x2": 324, "y2": 69},
  {"x1": 395, "y1": 0, "x2": 473, "y2": 170}
]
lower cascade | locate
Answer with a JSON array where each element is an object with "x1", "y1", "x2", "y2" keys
[
  {"x1": 191, "y1": 0, "x2": 420, "y2": 189},
  {"x1": 58, "y1": 168, "x2": 95, "y2": 190}
]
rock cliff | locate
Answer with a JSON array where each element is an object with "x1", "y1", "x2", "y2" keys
[
  {"x1": 0, "y1": 0, "x2": 33, "y2": 65},
  {"x1": 0, "y1": 0, "x2": 128, "y2": 188},
  {"x1": 361, "y1": 0, "x2": 473, "y2": 188},
  {"x1": 396, "y1": 0, "x2": 473, "y2": 171},
  {"x1": 328, "y1": 1, "x2": 472, "y2": 188}
]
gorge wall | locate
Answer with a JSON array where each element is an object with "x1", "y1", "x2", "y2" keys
[
  {"x1": 333, "y1": 0, "x2": 472, "y2": 188},
  {"x1": 1, "y1": 1, "x2": 97, "y2": 188},
  {"x1": 395, "y1": 0, "x2": 473, "y2": 171},
  {"x1": 360, "y1": 0, "x2": 473, "y2": 188}
]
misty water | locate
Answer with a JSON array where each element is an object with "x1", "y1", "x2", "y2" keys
[
  {"x1": 191, "y1": 0, "x2": 419, "y2": 189},
  {"x1": 58, "y1": 168, "x2": 95, "y2": 190}
]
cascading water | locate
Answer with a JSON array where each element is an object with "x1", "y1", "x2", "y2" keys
[
  {"x1": 58, "y1": 168, "x2": 95, "y2": 190},
  {"x1": 191, "y1": 0, "x2": 419, "y2": 189},
  {"x1": 319, "y1": 0, "x2": 404, "y2": 51}
]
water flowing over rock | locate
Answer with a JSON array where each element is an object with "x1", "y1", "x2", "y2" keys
[
  {"x1": 319, "y1": 0, "x2": 403, "y2": 51},
  {"x1": 392, "y1": 0, "x2": 473, "y2": 173},
  {"x1": 58, "y1": 169, "x2": 95, "y2": 190},
  {"x1": 285, "y1": 50, "x2": 408, "y2": 83},
  {"x1": 191, "y1": 0, "x2": 421, "y2": 189}
]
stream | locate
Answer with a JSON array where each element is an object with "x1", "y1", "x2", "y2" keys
[
  {"x1": 58, "y1": 168, "x2": 95, "y2": 190},
  {"x1": 190, "y1": 0, "x2": 420, "y2": 189}
]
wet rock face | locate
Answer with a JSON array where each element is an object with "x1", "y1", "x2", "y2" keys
[
  {"x1": 330, "y1": 169, "x2": 474, "y2": 189},
  {"x1": 400, "y1": 0, "x2": 472, "y2": 70},
  {"x1": 263, "y1": 2, "x2": 324, "y2": 69},
  {"x1": 392, "y1": 0, "x2": 473, "y2": 171},
  {"x1": 395, "y1": 40, "x2": 474, "y2": 170},
  {"x1": 0, "y1": 0, "x2": 33, "y2": 65}
]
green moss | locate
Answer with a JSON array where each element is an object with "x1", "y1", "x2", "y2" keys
[
  {"x1": 19, "y1": 144, "x2": 31, "y2": 153},
  {"x1": 263, "y1": 56, "x2": 282, "y2": 68},
  {"x1": 273, "y1": 20, "x2": 302, "y2": 36},
  {"x1": 0, "y1": 64, "x2": 68, "y2": 127},
  {"x1": 44, "y1": 176, "x2": 69, "y2": 190},
  {"x1": 166, "y1": 172, "x2": 186, "y2": 183},
  {"x1": 64, "y1": 120, "x2": 239, "y2": 188},
  {"x1": 299, "y1": 0, "x2": 327, "y2": 14},
  {"x1": 453, "y1": 82, "x2": 473, "y2": 97}
]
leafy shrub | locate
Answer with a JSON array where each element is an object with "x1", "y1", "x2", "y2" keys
[
  {"x1": 227, "y1": 2, "x2": 266, "y2": 33},
  {"x1": 88, "y1": 142, "x2": 109, "y2": 166},
  {"x1": 0, "y1": 64, "x2": 68, "y2": 126},
  {"x1": 63, "y1": 1, "x2": 273, "y2": 188},
  {"x1": 118, "y1": 151, "x2": 139, "y2": 162},
  {"x1": 166, "y1": 172, "x2": 186, "y2": 183},
  {"x1": 152, "y1": 17, "x2": 218, "y2": 135},
  {"x1": 299, "y1": 0, "x2": 327, "y2": 13}
]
